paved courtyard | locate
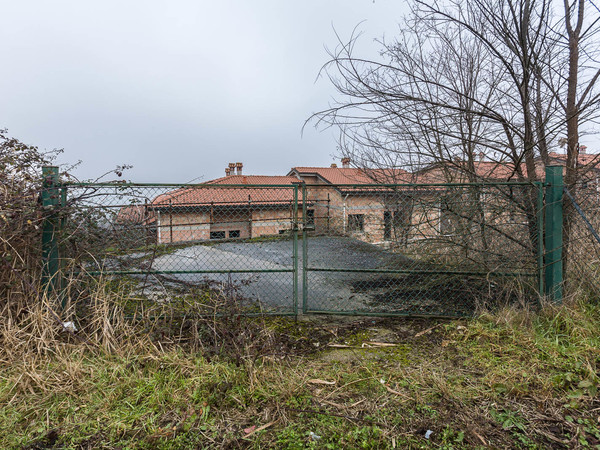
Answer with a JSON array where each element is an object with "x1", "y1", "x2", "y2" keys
[{"x1": 146, "y1": 236, "x2": 413, "y2": 313}]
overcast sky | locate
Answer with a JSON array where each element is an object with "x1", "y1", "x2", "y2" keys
[{"x1": 1, "y1": 1, "x2": 409, "y2": 182}]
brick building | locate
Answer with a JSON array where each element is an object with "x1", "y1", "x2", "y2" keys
[
  {"x1": 287, "y1": 161, "x2": 415, "y2": 244},
  {"x1": 120, "y1": 151, "x2": 600, "y2": 246},
  {"x1": 150, "y1": 163, "x2": 303, "y2": 244}
]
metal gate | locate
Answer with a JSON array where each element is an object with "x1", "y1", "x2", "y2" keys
[
  {"x1": 43, "y1": 171, "x2": 552, "y2": 318},
  {"x1": 299, "y1": 182, "x2": 544, "y2": 317},
  {"x1": 54, "y1": 181, "x2": 301, "y2": 316}
]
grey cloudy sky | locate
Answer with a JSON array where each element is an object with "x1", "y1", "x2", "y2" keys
[{"x1": 1, "y1": 1, "x2": 409, "y2": 182}]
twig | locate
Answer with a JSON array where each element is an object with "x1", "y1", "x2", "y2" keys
[
  {"x1": 383, "y1": 384, "x2": 411, "y2": 401},
  {"x1": 415, "y1": 323, "x2": 443, "y2": 337},
  {"x1": 324, "y1": 377, "x2": 376, "y2": 399},
  {"x1": 242, "y1": 419, "x2": 278, "y2": 438}
]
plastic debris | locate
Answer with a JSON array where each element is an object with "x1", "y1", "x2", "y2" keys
[
  {"x1": 243, "y1": 425, "x2": 256, "y2": 435},
  {"x1": 62, "y1": 322, "x2": 77, "y2": 332},
  {"x1": 309, "y1": 432, "x2": 322, "y2": 440},
  {"x1": 424, "y1": 430, "x2": 433, "y2": 440}
]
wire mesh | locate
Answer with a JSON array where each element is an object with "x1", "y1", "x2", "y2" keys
[
  {"x1": 55, "y1": 181, "x2": 543, "y2": 318},
  {"x1": 59, "y1": 183, "x2": 299, "y2": 315},
  {"x1": 301, "y1": 183, "x2": 543, "y2": 316},
  {"x1": 563, "y1": 180, "x2": 600, "y2": 299}
]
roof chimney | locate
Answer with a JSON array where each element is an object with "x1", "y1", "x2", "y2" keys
[
  {"x1": 341, "y1": 157, "x2": 351, "y2": 169},
  {"x1": 580, "y1": 145, "x2": 587, "y2": 154},
  {"x1": 235, "y1": 162, "x2": 243, "y2": 175},
  {"x1": 225, "y1": 167, "x2": 231, "y2": 176},
  {"x1": 330, "y1": 163, "x2": 337, "y2": 168}
]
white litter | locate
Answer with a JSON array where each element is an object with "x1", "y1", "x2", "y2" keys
[
  {"x1": 309, "y1": 432, "x2": 322, "y2": 440},
  {"x1": 62, "y1": 321, "x2": 77, "y2": 332}
]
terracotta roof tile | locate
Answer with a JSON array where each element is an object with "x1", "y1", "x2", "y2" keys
[
  {"x1": 548, "y1": 151, "x2": 600, "y2": 167},
  {"x1": 415, "y1": 158, "x2": 571, "y2": 183},
  {"x1": 289, "y1": 167, "x2": 410, "y2": 185},
  {"x1": 152, "y1": 175, "x2": 303, "y2": 208}
]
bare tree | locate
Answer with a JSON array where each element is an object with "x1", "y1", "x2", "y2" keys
[{"x1": 309, "y1": 0, "x2": 600, "y2": 276}]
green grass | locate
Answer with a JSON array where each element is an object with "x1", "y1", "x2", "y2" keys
[{"x1": 2, "y1": 298, "x2": 600, "y2": 448}]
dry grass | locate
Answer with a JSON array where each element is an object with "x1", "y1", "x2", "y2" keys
[{"x1": 1, "y1": 284, "x2": 599, "y2": 448}]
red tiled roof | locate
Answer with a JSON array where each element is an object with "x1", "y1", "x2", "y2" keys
[
  {"x1": 548, "y1": 151, "x2": 600, "y2": 167},
  {"x1": 415, "y1": 160, "x2": 527, "y2": 183},
  {"x1": 211, "y1": 175, "x2": 301, "y2": 185},
  {"x1": 296, "y1": 162, "x2": 525, "y2": 184},
  {"x1": 152, "y1": 175, "x2": 303, "y2": 208},
  {"x1": 151, "y1": 152, "x2": 600, "y2": 210},
  {"x1": 289, "y1": 167, "x2": 410, "y2": 185},
  {"x1": 415, "y1": 152, "x2": 600, "y2": 183}
]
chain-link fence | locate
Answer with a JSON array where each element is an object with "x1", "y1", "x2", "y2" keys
[
  {"x1": 300, "y1": 183, "x2": 543, "y2": 316},
  {"x1": 42, "y1": 178, "x2": 546, "y2": 318},
  {"x1": 58, "y1": 183, "x2": 301, "y2": 316},
  {"x1": 563, "y1": 179, "x2": 600, "y2": 299}
]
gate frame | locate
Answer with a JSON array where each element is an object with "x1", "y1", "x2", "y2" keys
[
  {"x1": 544, "y1": 166, "x2": 564, "y2": 303},
  {"x1": 41, "y1": 168, "x2": 563, "y2": 316},
  {"x1": 299, "y1": 180, "x2": 547, "y2": 317},
  {"x1": 44, "y1": 177, "x2": 301, "y2": 316}
]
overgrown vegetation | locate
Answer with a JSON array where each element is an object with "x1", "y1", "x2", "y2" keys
[
  {"x1": 0, "y1": 129, "x2": 55, "y2": 315},
  {"x1": 1, "y1": 282, "x2": 599, "y2": 448}
]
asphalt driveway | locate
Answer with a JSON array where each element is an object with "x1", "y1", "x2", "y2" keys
[{"x1": 145, "y1": 236, "x2": 412, "y2": 313}]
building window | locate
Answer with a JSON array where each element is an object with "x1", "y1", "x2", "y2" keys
[
  {"x1": 228, "y1": 230, "x2": 240, "y2": 238},
  {"x1": 210, "y1": 231, "x2": 226, "y2": 240},
  {"x1": 384, "y1": 211, "x2": 392, "y2": 240},
  {"x1": 385, "y1": 210, "x2": 409, "y2": 240},
  {"x1": 348, "y1": 214, "x2": 364, "y2": 232},
  {"x1": 306, "y1": 209, "x2": 315, "y2": 229}
]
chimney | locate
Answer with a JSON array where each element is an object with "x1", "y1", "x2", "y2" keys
[
  {"x1": 330, "y1": 163, "x2": 338, "y2": 168},
  {"x1": 235, "y1": 162, "x2": 243, "y2": 175},
  {"x1": 341, "y1": 157, "x2": 351, "y2": 169},
  {"x1": 478, "y1": 152, "x2": 485, "y2": 161},
  {"x1": 225, "y1": 167, "x2": 231, "y2": 176},
  {"x1": 580, "y1": 145, "x2": 587, "y2": 154}
]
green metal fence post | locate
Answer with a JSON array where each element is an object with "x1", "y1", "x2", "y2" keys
[
  {"x1": 302, "y1": 183, "x2": 308, "y2": 314},
  {"x1": 537, "y1": 182, "x2": 544, "y2": 296},
  {"x1": 292, "y1": 185, "x2": 299, "y2": 316},
  {"x1": 544, "y1": 166, "x2": 563, "y2": 302},
  {"x1": 41, "y1": 166, "x2": 61, "y2": 300}
]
